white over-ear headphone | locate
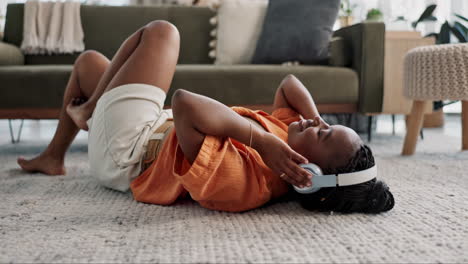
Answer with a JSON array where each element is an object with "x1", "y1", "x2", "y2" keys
[{"x1": 294, "y1": 163, "x2": 377, "y2": 194}]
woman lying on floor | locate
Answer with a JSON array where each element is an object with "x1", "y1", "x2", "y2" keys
[{"x1": 17, "y1": 21, "x2": 394, "y2": 214}]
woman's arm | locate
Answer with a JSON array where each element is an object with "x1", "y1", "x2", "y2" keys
[
  {"x1": 171, "y1": 89, "x2": 312, "y2": 188},
  {"x1": 273, "y1": 74, "x2": 320, "y2": 119}
]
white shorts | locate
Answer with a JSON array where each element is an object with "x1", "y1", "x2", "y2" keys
[{"x1": 87, "y1": 83, "x2": 172, "y2": 192}]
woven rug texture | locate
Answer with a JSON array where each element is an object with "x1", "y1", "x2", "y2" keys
[{"x1": 0, "y1": 130, "x2": 467, "y2": 263}]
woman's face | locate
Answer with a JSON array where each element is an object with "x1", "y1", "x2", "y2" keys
[{"x1": 287, "y1": 117, "x2": 361, "y2": 170}]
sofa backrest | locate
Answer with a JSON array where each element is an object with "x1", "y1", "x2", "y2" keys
[{"x1": 3, "y1": 3, "x2": 215, "y2": 65}]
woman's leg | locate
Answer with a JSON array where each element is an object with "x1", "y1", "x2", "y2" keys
[
  {"x1": 17, "y1": 51, "x2": 110, "y2": 175},
  {"x1": 103, "y1": 20, "x2": 179, "y2": 92},
  {"x1": 67, "y1": 20, "x2": 180, "y2": 130},
  {"x1": 18, "y1": 20, "x2": 180, "y2": 175}
]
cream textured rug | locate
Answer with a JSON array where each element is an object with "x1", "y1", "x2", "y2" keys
[{"x1": 1, "y1": 129, "x2": 467, "y2": 263}]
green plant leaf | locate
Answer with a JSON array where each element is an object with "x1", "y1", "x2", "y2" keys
[
  {"x1": 434, "y1": 101, "x2": 444, "y2": 111},
  {"x1": 394, "y1": 16, "x2": 406, "y2": 22},
  {"x1": 455, "y1": 13, "x2": 468, "y2": 23},
  {"x1": 413, "y1": 4, "x2": 437, "y2": 29},
  {"x1": 439, "y1": 21, "x2": 451, "y2": 44},
  {"x1": 442, "y1": 100, "x2": 459, "y2": 107},
  {"x1": 454, "y1": 22, "x2": 468, "y2": 37},
  {"x1": 450, "y1": 24, "x2": 467, "y2": 43},
  {"x1": 366, "y1": 8, "x2": 383, "y2": 20}
]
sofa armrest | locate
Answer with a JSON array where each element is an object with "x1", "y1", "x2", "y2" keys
[
  {"x1": 333, "y1": 22, "x2": 385, "y2": 113},
  {"x1": 329, "y1": 36, "x2": 351, "y2": 67},
  {"x1": 0, "y1": 41, "x2": 24, "y2": 66}
]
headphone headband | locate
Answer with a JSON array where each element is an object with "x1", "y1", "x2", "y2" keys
[
  {"x1": 294, "y1": 164, "x2": 377, "y2": 194},
  {"x1": 337, "y1": 165, "x2": 377, "y2": 186}
]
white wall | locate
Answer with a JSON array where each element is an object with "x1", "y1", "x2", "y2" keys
[
  {"x1": 451, "y1": 0, "x2": 468, "y2": 20},
  {"x1": 352, "y1": 0, "x2": 452, "y2": 23},
  {"x1": 348, "y1": 0, "x2": 467, "y2": 35}
]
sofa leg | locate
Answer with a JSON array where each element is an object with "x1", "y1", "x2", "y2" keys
[
  {"x1": 367, "y1": 116, "x2": 373, "y2": 142},
  {"x1": 9, "y1": 119, "x2": 24, "y2": 144},
  {"x1": 346, "y1": 114, "x2": 353, "y2": 127}
]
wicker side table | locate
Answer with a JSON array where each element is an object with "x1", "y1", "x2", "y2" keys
[{"x1": 402, "y1": 43, "x2": 468, "y2": 155}]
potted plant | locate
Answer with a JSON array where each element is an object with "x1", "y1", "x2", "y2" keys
[
  {"x1": 412, "y1": 4, "x2": 467, "y2": 44},
  {"x1": 366, "y1": 8, "x2": 383, "y2": 22},
  {"x1": 339, "y1": 0, "x2": 356, "y2": 27}
]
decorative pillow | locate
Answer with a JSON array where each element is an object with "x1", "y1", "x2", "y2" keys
[
  {"x1": 209, "y1": 0, "x2": 268, "y2": 65},
  {"x1": 252, "y1": 0, "x2": 341, "y2": 65}
]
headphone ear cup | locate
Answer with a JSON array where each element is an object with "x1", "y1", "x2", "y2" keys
[
  {"x1": 300, "y1": 163, "x2": 323, "y2": 176},
  {"x1": 294, "y1": 163, "x2": 324, "y2": 194}
]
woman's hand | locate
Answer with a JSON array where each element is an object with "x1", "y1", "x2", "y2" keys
[
  {"x1": 256, "y1": 132, "x2": 312, "y2": 188},
  {"x1": 311, "y1": 115, "x2": 329, "y2": 128}
]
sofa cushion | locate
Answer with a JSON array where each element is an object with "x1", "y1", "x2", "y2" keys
[
  {"x1": 0, "y1": 41, "x2": 24, "y2": 65},
  {"x1": 170, "y1": 6, "x2": 216, "y2": 64},
  {"x1": 213, "y1": 0, "x2": 268, "y2": 65},
  {"x1": 3, "y1": 4, "x2": 215, "y2": 65},
  {"x1": 82, "y1": 5, "x2": 215, "y2": 64},
  {"x1": 252, "y1": 0, "x2": 341, "y2": 65},
  {"x1": 80, "y1": 5, "x2": 169, "y2": 60},
  {"x1": 24, "y1": 54, "x2": 79, "y2": 65},
  {"x1": 0, "y1": 64, "x2": 358, "y2": 110},
  {"x1": 168, "y1": 65, "x2": 358, "y2": 106},
  {"x1": 0, "y1": 65, "x2": 72, "y2": 108}
]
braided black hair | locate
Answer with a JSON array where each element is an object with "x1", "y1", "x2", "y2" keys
[{"x1": 296, "y1": 145, "x2": 395, "y2": 214}]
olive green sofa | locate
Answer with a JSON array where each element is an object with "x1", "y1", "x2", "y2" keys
[{"x1": 0, "y1": 3, "x2": 385, "y2": 120}]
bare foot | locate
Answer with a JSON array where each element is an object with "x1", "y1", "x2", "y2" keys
[
  {"x1": 66, "y1": 97, "x2": 91, "y2": 131},
  {"x1": 17, "y1": 155, "x2": 66, "y2": 175}
]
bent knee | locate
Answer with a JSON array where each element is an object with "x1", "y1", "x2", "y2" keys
[
  {"x1": 172, "y1": 89, "x2": 190, "y2": 109},
  {"x1": 172, "y1": 89, "x2": 197, "y2": 116},
  {"x1": 281, "y1": 74, "x2": 297, "y2": 84},
  {"x1": 143, "y1": 20, "x2": 180, "y2": 43},
  {"x1": 75, "y1": 50, "x2": 108, "y2": 67}
]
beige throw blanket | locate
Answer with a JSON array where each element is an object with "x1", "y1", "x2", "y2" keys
[{"x1": 21, "y1": 0, "x2": 84, "y2": 55}]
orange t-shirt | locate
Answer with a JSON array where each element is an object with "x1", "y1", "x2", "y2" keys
[{"x1": 130, "y1": 107, "x2": 301, "y2": 212}]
